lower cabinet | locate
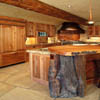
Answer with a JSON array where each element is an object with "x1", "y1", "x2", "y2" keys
[
  {"x1": 29, "y1": 53, "x2": 100, "y2": 86},
  {"x1": 0, "y1": 51, "x2": 25, "y2": 67},
  {"x1": 29, "y1": 53, "x2": 50, "y2": 85},
  {"x1": 86, "y1": 54, "x2": 100, "y2": 84}
]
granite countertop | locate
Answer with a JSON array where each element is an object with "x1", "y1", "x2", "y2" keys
[{"x1": 26, "y1": 48, "x2": 51, "y2": 55}]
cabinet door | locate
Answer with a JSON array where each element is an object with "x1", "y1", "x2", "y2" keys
[
  {"x1": 40, "y1": 54, "x2": 50, "y2": 81},
  {"x1": 13, "y1": 26, "x2": 26, "y2": 51},
  {"x1": 0, "y1": 25, "x2": 14, "y2": 53},
  {"x1": 32, "y1": 54, "x2": 40, "y2": 78},
  {"x1": 31, "y1": 54, "x2": 50, "y2": 81},
  {"x1": 49, "y1": 25, "x2": 56, "y2": 37},
  {"x1": 26, "y1": 22, "x2": 35, "y2": 37},
  {"x1": 46, "y1": 24, "x2": 50, "y2": 37},
  {"x1": 88, "y1": 26, "x2": 94, "y2": 36},
  {"x1": 36, "y1": 23, "x2": 45, "y2": 31},
  {"x1": 0, "y1": 25, "x2": 3, "y2": 53},
  {"x1": 88, "y1": 26, "x2": 100, "y2": 36},
  {"x1": 0, "y1": 25, "x2": 26, "y2": 53},
  {"x1": 95, "y1": 26, "x2": 100, "y2": 36}
]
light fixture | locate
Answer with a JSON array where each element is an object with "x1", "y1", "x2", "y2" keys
[
  {"x1": 67, "y1": 4, "x2": 71, "y2": 8},
  {"x1": 88, "y1": 0, "x2": 94, "y2": 24}
]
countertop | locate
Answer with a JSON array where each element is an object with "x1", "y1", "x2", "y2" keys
[
  {"x1": 48, "y1": 45, "x2": 100, "y2": 56},
  {"x1": 27, "y1": 48, "x2": 50, "y2": 55},
  {"x1": 26, "y1": 42, "x2": 61, "y2": 47}
]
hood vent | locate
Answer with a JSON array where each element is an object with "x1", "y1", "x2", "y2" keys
[{"x1": 58, "y1": 22, "x2": 85, "y2": 34}]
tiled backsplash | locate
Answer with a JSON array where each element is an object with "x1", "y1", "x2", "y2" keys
[{"x1": 25, "y1": 37, "x2": 58, "y2": 45}]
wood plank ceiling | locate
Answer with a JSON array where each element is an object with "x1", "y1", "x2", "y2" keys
[{"x1": 0, "y1": 0, "x2": 88, "y2": 25}]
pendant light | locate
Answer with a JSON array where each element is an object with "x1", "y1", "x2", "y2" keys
[{"x1": 88, "y1": 0, "x2": 94, "y2": 24}]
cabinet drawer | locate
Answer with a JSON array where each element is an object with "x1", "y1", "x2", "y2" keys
[{"x1": 0, "y1": 51, "x2": 25, "y2": 67}]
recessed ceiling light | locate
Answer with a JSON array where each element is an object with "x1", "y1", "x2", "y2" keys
[{"x1": 67, "y1": 4, "x2": 71, "y2": 8}]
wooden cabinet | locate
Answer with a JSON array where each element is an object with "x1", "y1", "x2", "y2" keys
[
  {"x1": 45, "y1": 24, "x2": 50, "y2": 36},
  {"x1": 36, "y1": 23, "x2": 45, "y2": 31},
  {"x1": 0, "y1": 51, "x2": 25, "y2": 67},
  {"x1": 29, "y1": 53, "x2": 50, "y2": 85},
  {"x1": 49, "y1": 25, "x2": 56, "y2": 37},
  {"x1": 0, "y1": 25, "x2": 25, "y2": 53},
  {"x1": 86, "y1": 54, "x2": 100, "y2": 84},
  {"x1": 26, "y1": 22, "x2": 36, "y2": 37},
  {"x1": 88, "y1": 25, "x2": 100, "y2": 36},
  {"x1": 45, "y1": 24, "x2": 56, "y2": 37},
  {"x1": 0, "y1": 16, "x2": 26, "y2": 67},
  {"x1": 26, "y1": 21, "x2": 56, "y2": 38}
]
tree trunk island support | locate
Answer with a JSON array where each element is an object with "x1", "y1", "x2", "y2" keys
[
  {"x1": 48, "y1": 45, "x2": 100, "y2": 98},
  {"x1": 48, "y1": 54, "x2": 86, "y2": 98}
]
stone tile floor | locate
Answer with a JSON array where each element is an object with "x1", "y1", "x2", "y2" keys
[{"x1": 0, "y1": 62, "x2": 100, "y2": 100}]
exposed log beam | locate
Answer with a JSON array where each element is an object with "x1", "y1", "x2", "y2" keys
[{"x1": 0, "y1": 0, "x2": 88, "y2": 25}]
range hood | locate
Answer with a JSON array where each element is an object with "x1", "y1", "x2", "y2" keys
[{"x1": 58, "y1": 22, "x2": 85, "y2": 34}]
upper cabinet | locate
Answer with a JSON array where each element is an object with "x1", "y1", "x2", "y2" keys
[
  {"x1": 26, "y1": 22, "x2": 36, "y2": 37},
  {"x1": 26, "y1": 21, "x2": 56, "y2": 37},
  {"x1": 88, "y1": 25, "x2": 100, "y2": 36},
  {"x1": 49, "y1": 25, "x2": 56, "y2": 37}
]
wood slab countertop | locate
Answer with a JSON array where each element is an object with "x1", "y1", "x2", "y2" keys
[{"x1": 48, "y1": 45, "x2": 100, "y2": 56}]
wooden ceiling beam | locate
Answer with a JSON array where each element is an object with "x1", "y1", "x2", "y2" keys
[{"x1": 0, "y1": 0, "x2": 88, "y2": 25}]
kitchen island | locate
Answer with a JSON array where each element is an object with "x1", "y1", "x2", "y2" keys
[
  {"x1": 28, "y1": 45, "x2": 100, "y2": 97},
  {"x1": 48, "y1": 45, "x2": 100, "y2": 97}
]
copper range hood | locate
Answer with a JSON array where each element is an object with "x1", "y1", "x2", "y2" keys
[{"x1": 57, "y1": 22, "x2": 85, "y2": 41}]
